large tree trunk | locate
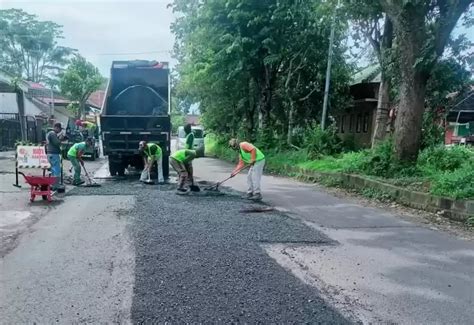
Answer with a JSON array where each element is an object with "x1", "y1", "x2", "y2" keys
[
  {"x1": 371, "y1": 75, "x2": 390, "y2": 147},
  {"x1": 392, "y1": 6, "x2": 427, "y2": 161},
  {"x1": 287, "y1": 101, "x2": 295, "y2": 145}
]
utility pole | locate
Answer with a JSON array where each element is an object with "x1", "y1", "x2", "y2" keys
[{"x1": 321, "y1": 0, "x2": 341, "y2": 130}]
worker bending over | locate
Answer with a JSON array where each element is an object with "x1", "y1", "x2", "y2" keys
[
  {"x1": 229, "y1": 138, "x2": 265, "y2": 201},
  {"x1": 138, "y1": 141, "x2": 164, "y2": 183},
  {"x1": 170, "y1": 147, "x2": 204, "y2": 193},
  {"x1": 67, "y1": 137, "x2": 93, "y2": 186}
]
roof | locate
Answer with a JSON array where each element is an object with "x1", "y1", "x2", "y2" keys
[
  {"x1": 185, "y1": 114, "x2": 200, "y2": 125},
  {"x1": 351, "y1": 64, "x2": 381, "y2": 85},
  {"x1": 87, "y1": 90, "x2": 105, "y2": 108},
  {"x1": 450, "y1": 89, "x2": 474, "y2": 112}
]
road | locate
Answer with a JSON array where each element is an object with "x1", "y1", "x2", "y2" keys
[{"x1": 0, "y1": 155, "x2": 473, "y2": 323}]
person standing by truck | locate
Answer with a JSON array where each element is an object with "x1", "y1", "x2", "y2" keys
[
  {"x1": 138, "y1": 141, "x2": 164, "y2": 183},
  {"x1": 228, "y1": 138, "x2": 265, "y2": 201},
  {"x1": 184, "y1": 123, "x2": 194, "y2": 149},
  {"x1": 46, "y1": 122, "x2": 64, "y2": 190},
  {"x1": 67, "y1": 138, "x2": 93, "y2": 186}
]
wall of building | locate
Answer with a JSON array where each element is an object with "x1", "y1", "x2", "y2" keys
[
  {"x1": 337, "y1": 101, "x2": 377, "y2": 149},
  {"x1": 0, "y1": 92, "x2": 44, "y2": 117}
]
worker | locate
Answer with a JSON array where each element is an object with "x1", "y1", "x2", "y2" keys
[
  {"x1": 184, "y1": 123, "x2": 194, "y2": 149},
  {"x1": 45, "y1": 122, "x2": 65, "y2": 190},
  {"x1": 228, "y1": 138, "x2": 265, "y2": 201},
  {"x1": 170, "y1": 147, "x2": 204, "y2": 194},
  {"x1": 138, "y1": 141, "x2": 164, "y2": 183},
  {"x1": 75, "y1": 120, "x2": 96, "y2": 137},
  {"x1": 67, "y1": 137, "x2": 93, "y2": 186}
]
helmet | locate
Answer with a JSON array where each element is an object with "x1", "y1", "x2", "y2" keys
[{"x1": 75, "y1": 120, "x2": 83, "y2": 127}]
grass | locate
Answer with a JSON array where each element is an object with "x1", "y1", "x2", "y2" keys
[{"x1": 205, "y1": 135, "x2": 474, "y2": 200}]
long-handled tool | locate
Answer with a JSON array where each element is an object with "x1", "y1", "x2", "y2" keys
[
  {"x1": 204, "y1": 165, "x2": 250, "y2": 192},
  {"x1": 81, "y1": 164, "x2": 101, "y2": 187}
]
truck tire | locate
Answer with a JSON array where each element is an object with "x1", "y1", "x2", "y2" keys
[
  {"x1": 109, "y1": 161, "x2": 118, "y2": 176},
  {"x1": 117, "y1": 164, "x2": 126, "y2": 177}
]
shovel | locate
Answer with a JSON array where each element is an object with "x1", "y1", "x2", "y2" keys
[
  {"x1": 82, "y1": 165, "x2": 101, "y2": 187},
  {"x1": 143, "y1": 167, "x2": 155, "y2": 185},
  {"x1": 204, "y1": 165, "x2": 249, "y2": 192}
]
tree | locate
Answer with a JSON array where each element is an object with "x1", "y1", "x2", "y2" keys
[
  {"x1": 0, "y1": 9, "x2": 76, "y2": 87},
  {"x1": 171, "y1": 0, "x2": 352, "y2": 145},
  {"x1": 60, "y1": 56, "x2": 103, "y2": 119},
  {"x1": 348, "y1": 1, "x2": 395, "y2": 147},
  {"x1": 380, "y1": 0, "x2": 472, "y2": 161}
]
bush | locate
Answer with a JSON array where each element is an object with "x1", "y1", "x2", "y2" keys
[
  {"x1": 417, "y1": 146, "x2": 474, "y2": 175},
  {"x1": 430, "y1": 163, "x2": 474, "y2": 199},
  {"x1": 304, "y1": 125, "x2": 342, "y2": 159}
]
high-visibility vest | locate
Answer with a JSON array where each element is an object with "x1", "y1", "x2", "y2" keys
[
  {"x1": 144, "y1": 143, "x2": 162, "y2": 158},
  {"x1": 239, "y1": 142, "x2": 265, "y2": 163},
  {"x1": 171, "y1": 149, "x2": 195, "y2": 162},
  {"x1": 185, "y1": 133, "x2": 194, "y2": 149}
]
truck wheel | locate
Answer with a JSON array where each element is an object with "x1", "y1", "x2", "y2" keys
[
  {"x1": 117, "y1": 165, "x2": 125, "y2": 177},
  {"x1": 109, "y1": 161, "x2": 118, "y2": 176}
]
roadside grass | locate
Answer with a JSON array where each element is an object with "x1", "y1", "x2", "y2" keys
[{"x1": 205, "y1": 135, "x2": 474, "y2": 200}]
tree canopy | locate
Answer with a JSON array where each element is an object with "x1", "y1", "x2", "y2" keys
[
  {"x1": 0, "y1": 9, "x2": 76, "y2": 88},
  {"x1": 171, "y1": 0, "x2": 352, "y2": 147},
  {"x1": 59, "y1": 55, "x2": 103, "y2": 119}
]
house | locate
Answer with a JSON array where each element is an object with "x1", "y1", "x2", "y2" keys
[
  {"x1": 185, "y1": 114, "x2": 201, "y2": 126},
  {"x1": 0, "y1": 70, "x2": 76, "y2": 148},
  {"x1": 336, "y1": 65, "x2": 382, "y2": 148},
  {"x1": 445, "y1": 88, "x2": 474, "y2": 145}
]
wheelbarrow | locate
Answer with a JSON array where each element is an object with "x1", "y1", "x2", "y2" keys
[{"x1": 19, "y1": 172, "x2": 57, "y2": 202}]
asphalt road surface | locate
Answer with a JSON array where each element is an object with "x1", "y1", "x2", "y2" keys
[
  {"x1": 2, "y1": 156, "x2": 473, "y2": 324},
  {"x1": 0, "y1": 171, "x2": 350, "y2": 323}
]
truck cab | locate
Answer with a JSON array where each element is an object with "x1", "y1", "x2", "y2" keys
[{"x1": 100, "y1": 60, "x2": 171, "y2": 177}]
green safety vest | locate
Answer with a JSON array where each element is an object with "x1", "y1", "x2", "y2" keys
[
  {"x1": 239, "y1": 142, "x2": 265, "y2": 163},
  {"x1": 144, "y1": 143, "x2": 162, "y2": 158},
  {"x1": 172, "y1": 149, "x2": 195, "y2": 162},
  {"x1": 185, "y1": 133, "x2": 194, "y2": 149},
  {"x1": 68, "y1": 142, "x2": 86, "y2": 157}
]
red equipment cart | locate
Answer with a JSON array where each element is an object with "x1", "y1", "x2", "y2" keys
[{"x1": 19, "y1": 173, "x2": 57, "y2": 202}]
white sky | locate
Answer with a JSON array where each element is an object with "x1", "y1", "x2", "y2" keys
[
  {"x1": 1, "y1": 0, "x2": 176, "y2": 76},
  {"x1": 1, "y1": 1, "x2": 472, "y2": 77}
]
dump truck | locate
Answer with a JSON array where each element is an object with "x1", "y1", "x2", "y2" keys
[{"x1": 100, "y1": 60, "x2": 171, "y2": 178}]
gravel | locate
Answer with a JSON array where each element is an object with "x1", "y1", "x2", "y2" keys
[{"x1": 69, "y1": 179, "x2": 350, "y2": 323}]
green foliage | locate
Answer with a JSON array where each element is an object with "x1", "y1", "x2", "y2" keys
[
  {"x1": 171, "y1": 0, "x2": 352, "y2": 142},
  {"x1": 171, "y1": 114, "x2": 186, "y2": 134},
  {"x1": 417, "y1": 146, "x2": 473, "y2": 175},
  {"x1": 430, "y1": 163, "x2": 474, "y2": 199},
  {"x1": 0, "y1": 9, "x2": 76, "y2": 86},
  {"x1": 304, "y1": 125, "x2": 343, "y2": 159},
  {"x1": 59, "y1": 55, "x2": 103, "y2": 118}
]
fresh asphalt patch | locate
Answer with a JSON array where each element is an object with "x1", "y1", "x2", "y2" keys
[{"x1": 67, "y1": 179, "x2": 349, "y2": 323}]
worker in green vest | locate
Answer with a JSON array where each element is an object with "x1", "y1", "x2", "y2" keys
[
  {"x1": 67, "y1": 137, "x2": 93, "y2": 186},
  {"x1": 184, "y1": 123, "x2": 195, "y2": 149},
  {"x1": 229, "y1": 138, "x2": 265, "y2": 201},
  {"x1": 170, "y1": 147, "x2": 204, "y2": 193},
  {"x1": 138, "y1": 141, "x2": 164, "y2": 183}
]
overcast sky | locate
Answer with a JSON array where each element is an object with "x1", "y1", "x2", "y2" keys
[
  {"x1": 1, "y1": 1, "x2": 473, "y2": 78},
  {"x1": 1, "y1": 0, "x2": 176, "y2": 76}
]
